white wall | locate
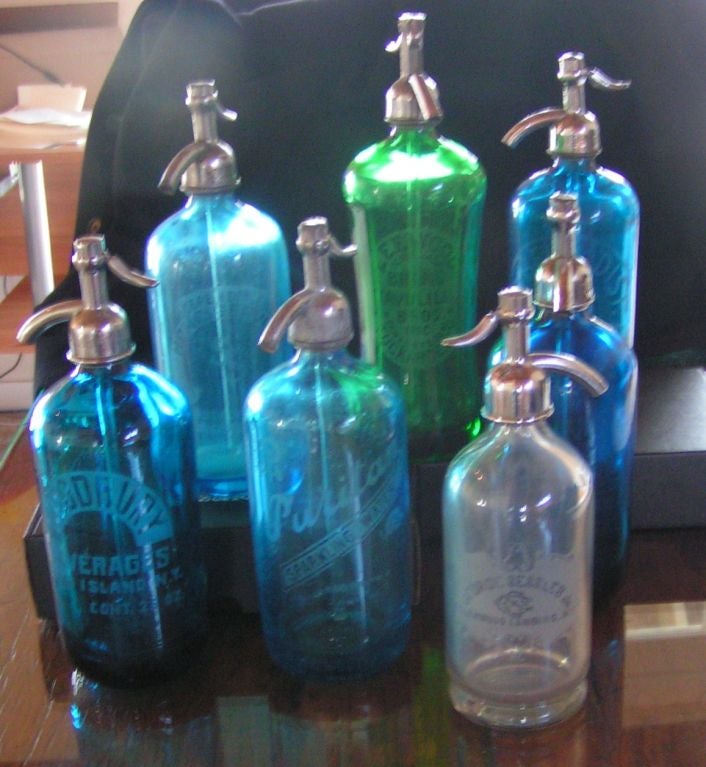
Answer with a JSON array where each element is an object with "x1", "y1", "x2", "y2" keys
[
  {"x1": 117, "y1": 0, "x2": 139, "y2": 33},
  {"x1": 0, "y1": 0, "x2": 140, "y2": 34},
  {"x1": 0, "y1": 0, "x2": 104, "y2": 5}
]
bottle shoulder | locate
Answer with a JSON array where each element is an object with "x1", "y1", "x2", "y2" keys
[
  {"x1": 512, "y1": 163, "x2": 639, "y2": 211},
  {"x1": 146, "y1": 195, "x2": 286, "y2": 259},
  {"x1": 126, "y1": 363, "x2": 192, "y2": 410},
  {"x1": 150, "y1": 194, "x2": 239, "y2": 230},
  {"x1": 230, "y1": 200, "x2": 285, "y2": 235},
  {"x1": 446, "y1": 425, "x2": 592, "y2": 511},
  {"x1": 345, "y1": 130, "x2": 486, "y2": 187},
  {"x1": 245, "y1": 353, "x2": 404, "y2": 417},
  {"x1": 31, "y1": 364, "x2": 191, "y2": 426},
  {"x1": 530, "y1": 315, "x2": 638, "y2": 380}
]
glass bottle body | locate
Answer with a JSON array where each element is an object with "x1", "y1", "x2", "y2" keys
[
  {"x1": 529, "y1": 310, "x2": 637, "y2": 598},
  {"x1": 244, "y1": 349, "x2": 412, "y2": 680},
  {"x1": 29, "y1": 362, "x2": 207, "y2": 686},
  {"x1": 443, "y1": 421, "x2": 593, "y2": 728},
  {"x1": 146, "y1": 193, "x2": 291, "y2": 500},
  {"x1": 510, "y1": 158, "x2": 639, "y2": 346},
  {"x1": 344, "y1": 127, "x2": 487, "y2": 461}
]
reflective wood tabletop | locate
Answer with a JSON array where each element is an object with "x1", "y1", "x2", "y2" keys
[{"x1": 2, "y1": 431, "x2": 705, "y2": 766}]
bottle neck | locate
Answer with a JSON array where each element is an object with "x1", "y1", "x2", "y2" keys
[
  {"x1": 535, "y1": 304, "x2": 593, "y2": 322},
  {"x1": 551, "y1": 156, "x2": 597, "y2": 172},
  {"x1": 388, "y1": 124, "x2": 439, "y2": 142},
  {"x1": 185, "y1": 190, "x2": 237, "y2": 206},
  {"x1": 483, "y1": 418, "x2": 553, "y2": 437},
  {"x1": 72, "y1": 359, "x2": 132, "y2": 378},
  {"x1": 293, "y1": 348, "x2": 351, "y2": 365}
]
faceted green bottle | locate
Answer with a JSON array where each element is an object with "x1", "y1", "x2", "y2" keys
[{"x1": 343, "y1": 13, "x2": 486, "y2": 462}]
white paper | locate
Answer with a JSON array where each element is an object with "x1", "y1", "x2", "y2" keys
[
  {"x1": 0, "y1": 106, "x2": 91, "y2": 129},
  {"x1": 17, "y1": 83, "x2": 87, "y2": 111}
]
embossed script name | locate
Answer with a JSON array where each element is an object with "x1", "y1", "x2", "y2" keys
[{"x1": 264, "y1": 440, "x2": 398, "y2": 542}]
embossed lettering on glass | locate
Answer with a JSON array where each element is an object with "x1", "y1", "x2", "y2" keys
[
  {"x1": 147, "y1": 80, "x2": 291, "y2": 500},
  {"x1": 18, "y1": 236, "x2": 207, "y2": 685},
  {"x1": 343, "y1": 13, "x2": 486, "y2": 460},
  {"x1": 442, "y1": 287, "x2": 606, "y2": 727},
  {"x1": 244, "y1": 218, "x2": 412, "y2": 681}
]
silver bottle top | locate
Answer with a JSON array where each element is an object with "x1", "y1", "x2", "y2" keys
[
  {"x1": 259, "y1": 217, "x2": 356, "y2": 353},
  {"x1": 159, "y1": 80, "x2": 239, "y2": 196},
  {"x1": 502, "y1": 52, "x2": 630, "y2": 158},
  {"x1": 385, "y1": 13, "x2": 443, "y2": 127},
  {"x1": 442, "y1": 287, "x2": 607, "y2": 423},
  {"x1": 534, "y1": 193, "x2": 595, "y2": 312},
  {"x1": 16, "y1": 235, "x2": 157, "y2": 365}
]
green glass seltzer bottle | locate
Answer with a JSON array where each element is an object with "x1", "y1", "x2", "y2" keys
[{"x1": 343, "y1": 13, "x2": 487, "y2": 461}]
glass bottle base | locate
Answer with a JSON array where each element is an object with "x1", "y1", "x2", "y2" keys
[
  {"x1": 449, "y1": 676, "x2": 587, "y2": 729},
  {"x1": 196, "y1": 476, "x2": 248, "y2": 502},
  {"x1": 267, "y1": 620, "x2": 410, "y2": 683},
  {"x1": 63, "y1": 629, "x2": 207, "y2": 688}
]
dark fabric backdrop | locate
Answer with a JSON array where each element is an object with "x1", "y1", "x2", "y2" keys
[{"x1": 34, "y1": 0, "x2": 706, "y2": 392}]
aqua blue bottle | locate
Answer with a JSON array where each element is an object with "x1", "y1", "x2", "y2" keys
[
  {"x1": 528, "y1": 194, "x2": 638, "y2": 597},
  {"x1": 503, "y1": 52, "x2": 639, "y2": 346},
  {"x1": 146, "y1": 80, "x2": 291, "y2": 500},
  {"x1": 244, "y1": 218, "x2": 412, "y2": 681},
  {"x1": 18, "y1": 236, "x2": 207, "y2": 686}
]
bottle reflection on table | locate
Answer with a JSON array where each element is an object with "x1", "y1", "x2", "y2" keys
[
  {"x1": 449, "y1": 595, "x2": 625, "y2": 766},
  {"x1": 450, "y1": 707, "x2": 590, "y2": 767},
  {"x1": 216, "y1": 657, "x2": 415, "y2": 766},
  {"x1": 69, "y1": 670, "x2": 218, "y2": 767}
]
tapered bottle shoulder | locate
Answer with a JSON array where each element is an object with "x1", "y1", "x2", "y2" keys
[
  {"x1": 245, "y1": 352, "x2": 405, "y2": 422},
  {"x1": 344, "y1": 129, "x2": 486, "y2": 194},
  {"x1": 531, "y1": 314, "x2": 638, "y2": 383},
  {"x1": 30, "y1": 364, "x2": 192, "y2": 438},
  {"x1": 146, "y1": 194, "x2": 286, "y2": 265},
  {"x1": 513, "y1": 163, "x2": 638, "y2": 218},
  {"x1": 445, "y1": 424, "x2": 592, "y2": 513}
]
